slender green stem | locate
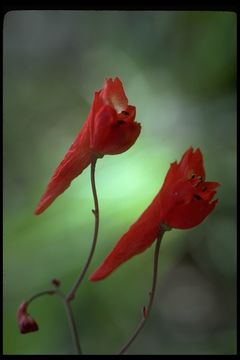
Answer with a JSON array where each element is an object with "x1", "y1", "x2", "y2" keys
[
  {"x1": 26, "y1": 290, "x2": 56, "y2": 305},
  {"x1": 21, "y1": 159, "x2": 100, "y2": 354},
  {"x1": 61, "y1": 295, "x2": 82, "y2": 355},
  {"x1": 49, "y1": 289, "x2": 82, "y2": 355},
  {"x1": 118, "y1": 230, "x2": 165, "y2": 355},
  {"x1": 61, "y1": 158, "x2": 99, "y2": 354},
  {"x1": 66, "y1": 158, "x2": 99, "y2": 303}
]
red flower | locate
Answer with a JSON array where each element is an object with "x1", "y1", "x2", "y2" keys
[
  {"x1": 17, "y1": 302, "x2": 39, "y2": 334},
  {"x1": 90, "y1": 147, "x2": 220, "y2": 281},
  {"x1": 35, "y1": 77, "x2": 141, "y2": 215}
]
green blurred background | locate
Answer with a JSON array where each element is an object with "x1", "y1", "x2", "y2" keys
[{"x1": 3, "y1": 11, "x2": 236, "y2": 355}]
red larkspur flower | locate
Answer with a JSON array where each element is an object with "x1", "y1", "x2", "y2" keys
[
  {"x1": 90, "y1": 147, "x2": 220, "y2": 281},
  {"x1": 17, "y1": 302, "x2": 39, "y2": 334},
  {"x1": 35, "y1": 77, "x2": 141, "y2": 215}
]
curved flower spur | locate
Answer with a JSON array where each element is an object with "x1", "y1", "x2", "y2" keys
[
  {"x1": 35, "y1": 77, "x2": 141, "y2": 215},
  {"x1": 90, "y1": 147, "x2": 220, "y2": 281}
]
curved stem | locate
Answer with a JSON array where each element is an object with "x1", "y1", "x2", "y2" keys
[
  {"x1": 25, "y1": 288, "x2": 82, "y2": 354},
  {"x1": 27, "y1": 290, "x2": 56, "y2": 305},
  {"x1": 118, "y1": 229, "x2": 165, "y2": 355},
  {"x1": 62, "y1": 158, "x2": 99, "y2": 354},
  {"x1": 21, "y1": 159, "x2": 100, "y2": 354},
  {"x1": 66, "y1": 158, "x2": 99, "y2": 302}
]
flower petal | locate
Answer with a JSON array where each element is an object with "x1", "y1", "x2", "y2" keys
[
  {"x1": 164, "y1": 198, "x2": 218, "y2": 229},
  {"x1": 90, "y1": 195, "x2": 162, "y2": 281},
  {"x1": 100, "y1": 77, "x2": 129, "y2": 113},
  {"x1": 179, "y1": 147, "x2": 205, "y2": 179},
  {"x1": 90, "y1": 104, "x2": 140, "y2": 155},
  {"x1": 35, "y1": 121, "x2": 93, "y2": 215}
]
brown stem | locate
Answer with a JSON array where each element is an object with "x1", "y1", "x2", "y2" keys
[
  {"x1": 118, "y1": 229, "x2": 165, "y2": 355},
  {"x1": 66, "y1": 158, "x2": 99, "y2": 302}
]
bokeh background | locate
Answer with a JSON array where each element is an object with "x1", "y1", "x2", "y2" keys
[{"x1": 3, "y1": 11, "x2": 236, "y2": 355}]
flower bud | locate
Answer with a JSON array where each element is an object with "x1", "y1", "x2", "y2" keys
[
  {"x1": 17, "y1": 302, "x2": 39, "y2": 334},
  {"x1": 51, "y1": 278, "x2": 61, "y2": 287}
]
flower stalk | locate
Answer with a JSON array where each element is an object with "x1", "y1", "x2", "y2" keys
[
  {"x1": 118, "y1": 228, "x2": 165, "y2": 355},
  {"x1": 66, "y1": 158, "x2": 99, "y2": 303}
]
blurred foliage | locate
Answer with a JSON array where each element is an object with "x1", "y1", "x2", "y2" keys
[{"x1": 3, "y1": 11, "x2": 236, "y2": 355}]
